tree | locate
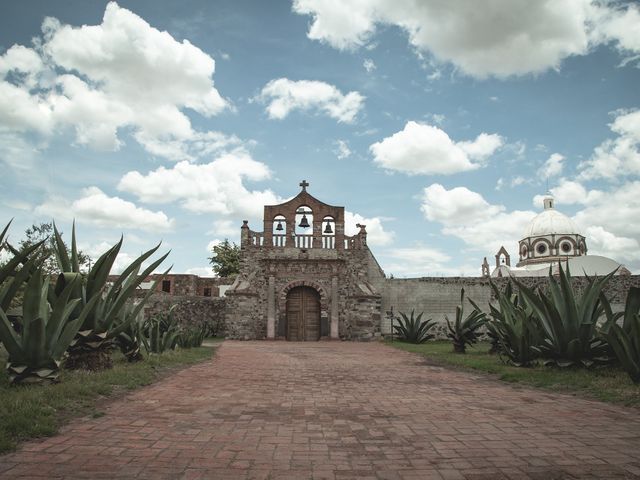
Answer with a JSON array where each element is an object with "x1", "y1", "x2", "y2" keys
[{"x1": 208, "y1": 239, "x2": 240, "y2": 278}]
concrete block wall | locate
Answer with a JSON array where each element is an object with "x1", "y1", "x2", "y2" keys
[
  {"x1": 381, "y1": 277, "x2": 491, "y2": 334},
  {"x1": 381, "y1": 274, "x2": 640, "y2": 336}
]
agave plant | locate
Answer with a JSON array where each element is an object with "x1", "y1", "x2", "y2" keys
[
  {"x1": 0, "y1": 221, "x2": 46, "y2": 312},
  {"x1": 515, "y1": 263, "x2": 614, "y2": 368},
  {"x1": 0, "y1": 269, "x2": 98, "y2": 384},
  {"x1": 142, "y1": 306, "x2": 179, "y2": 354},
  {"x1": 177, "y1": 325, "x2": 207, "y2": 349},
  {"x1": 52, "y1": 223, "x2": 170, "y2": 370},
  {"x1": 601, "y1": 287, "x2": 640, "y2": 383},
  {"x1": 393, "y1": 310, "x2": 436, "y2": 344},
  {"x1": 113, "y1": 302, "x2": 145, "y2": 362},
  {"x1": 445, "y1": 288, "x2": 487, "y2": 353},
  {"x1": 488, "y1": 281, "x2": 540, "y2": 367}
]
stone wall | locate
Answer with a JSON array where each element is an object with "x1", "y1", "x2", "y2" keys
[
  {"x1": 151, "y1": 274, "x2": 233, "y2": 297},
  {"x1": 224, "y1": 231, "x2": 386, "y2": 340},
  {"x1": 144, "y1": 293, "x2": 227, "y2": 335},
  {"x1": 381, "y1": 274, "x2": 640, "y2": 336}
]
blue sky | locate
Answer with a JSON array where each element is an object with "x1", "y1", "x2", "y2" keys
[{"x1": 1, "y1": 0, "x2": 639, "y2": 276}]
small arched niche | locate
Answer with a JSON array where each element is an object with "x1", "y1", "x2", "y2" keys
[
  {"x1": 272, "y1": 214, "x2": 286, "y2": 247},
  {"x1": 322, "y1": 215, "x2": 335, "y2": 249},
  {"x1": 295, "y1": 205, "x2": 313, "y2": 247}
]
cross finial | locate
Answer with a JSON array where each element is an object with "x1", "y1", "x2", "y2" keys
[{"x1": 299, "y1": 179, "x2": 309, "y2": 191}]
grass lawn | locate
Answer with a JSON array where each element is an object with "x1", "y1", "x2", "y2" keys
[
  {"x1": 388, "y1": 340, "x2": 640, "y2": 408},
  {"x1": 0, "y1": 345, "x2": 216, "y2": 454}
]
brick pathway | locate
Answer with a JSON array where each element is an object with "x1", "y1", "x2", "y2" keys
[{"x1": 1, "y1": 341, "x2": 639, "y2": 479}]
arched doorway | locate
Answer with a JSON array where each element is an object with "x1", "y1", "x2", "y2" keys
[{"x1": 286, "y1": 286, "x2": 320, "y2": 341}]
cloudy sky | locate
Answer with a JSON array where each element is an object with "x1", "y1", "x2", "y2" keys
[{"x1": 1, "y1": 0, "x2": 639, "y2": 277}]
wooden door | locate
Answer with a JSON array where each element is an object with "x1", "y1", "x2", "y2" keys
[{"x1": 286, "y1": 286, "x2": 320, "y2": 341}]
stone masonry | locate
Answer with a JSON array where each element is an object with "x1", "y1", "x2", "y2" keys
[{"x1": 224, "y1": 181, "x2": 385, "y2": 340}]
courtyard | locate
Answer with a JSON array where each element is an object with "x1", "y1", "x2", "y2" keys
[{"x1": 1, "y1": 341, "x2": 639, "y2": 479}]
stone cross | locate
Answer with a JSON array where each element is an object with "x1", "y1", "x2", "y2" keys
[{"x1": 299, "y1": 180, "x2": 309, "y2": 191}]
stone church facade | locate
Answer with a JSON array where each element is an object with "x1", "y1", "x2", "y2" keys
[
  {"x1": 202, "y1": 182, "x2": 640, "y2": 341},
  {"x1": 224, "y1": 181, "x2": 385, "y2": 340}
]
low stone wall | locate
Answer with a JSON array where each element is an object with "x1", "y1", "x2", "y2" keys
[
  {"x1": 143, "y1": 293, "x2": 227, "y2": 335},
  {"x1": 381, "y1": 274, "x2": 640, "y2": 337},
  {"x1": 142, "y1": 273, "x2": 640, "y2": 341}
]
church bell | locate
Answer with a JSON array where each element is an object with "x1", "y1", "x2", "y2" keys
[
  {"x1": 298, "y1": 214, "x2": 310, "y2": 228},
  {"x1": 323, "y1": 222, "x2": 333, "y2": 234},
  {"x1": 276, "y1": 221, "x2": 283, "y2": 231}
]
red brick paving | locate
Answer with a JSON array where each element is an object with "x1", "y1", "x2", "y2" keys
[{"x1": 1, "y1": 341, "x2": 639, "y2": 479}]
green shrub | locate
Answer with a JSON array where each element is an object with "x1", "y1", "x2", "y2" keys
[
  {"x1": 445, "y1": 288, "x2": 487, "y2": 353},
  {"x1": 393, "y1": 310, "x2": 436, "y2": 344}
]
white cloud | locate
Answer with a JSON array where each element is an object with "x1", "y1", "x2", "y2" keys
[
  {"x1": 591, "y1": 2, "x2": 640, "y2": 57},
  {"x1": 584, "y1": 226, "x2": 640, "y2": 263},
  {"x1": 429, "y1": 113, "x2": 445, "y2": 125},
  {"x1": 80, "y1": 240, "x2": 144, "y2": 274},
  {"x1": 0, "y1": 44, "x2": 45, "y2": 81},
  {"x1": 420, "y1": 181, "x2": 640, "y2": 271},
  {"x1": 568, "y1": 181, "x2": 640, "y2": 268},
  {"x1": 256, "y1": 78, "x2": 365, "y2": 123},
  {"x1": 511, "y1": 176, "x2": 527, "y2": 187},
  {"x1": 421, "y1": 183, "x2": 535, "y2": 255},
  {"x1": 421, "y1": 184, "x2": 503, "y2": 224},
  {"x1": 118, "y1": 151, "x2": 279, "y2": 218},
  {"x1": 380, "y1": 245, "x2": 465, "y2": 277},
  {"x1": 43, "y1": 4, "x2": 227, "y2": 116},
  {"x1": 293, "y1": 0, "x2": 592, "y2": 78},
  {"x1": 0, "y1": 132, "x2": 42, "y2": 169},
  {"x1": 210, "y1": 220, "x2": 241, "y2": 239},
  {"x1": 206, "y1": 239, "x2": 223, "y2": 252},
  {"x1": 0, "y1": 2, "x2": 231, "y2": 161},
  {"x1": 293, "y1": 0, "x2": 640, "y2": 78},
  {"x1": 345, "y1": 211, "x2": 394, "y2": 247},
  {"x1": 334, "y1": 139, "x2": 351, "y2": 159},
  {"x1": 184, "y1": 266, "x2": 216, "y2": 277},
  {"x1": 533, "y1": 179, "x2": 603, "y2": 207},
  {"x1": 538, "y1": 153, "x2": 565, "y2": 179},
  {"x1": 363, "y1": 58, "x2": 376, "y2": 72},
  {"x1": 0, "y1": 76, "x2": 54, "y2": 134},
  {"x1": 370, "y1": 121, "x2": 502, "y2": 175},
  {"x1": 574, "y1": 181, "x2": 640, "y2": 240},
  {"x1": 579, "y1": 109, "x2": 640, "y2": 180},
  {"x1": 36, "y1": 187, "x2": 174, "y2": 232}
]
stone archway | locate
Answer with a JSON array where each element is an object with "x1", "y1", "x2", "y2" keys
[{"x1": 286, "y1": 286, "x2": 321, "y2": 341}]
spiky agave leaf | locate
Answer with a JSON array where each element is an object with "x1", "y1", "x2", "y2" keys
[
  {"x1": 487, "y1": 280, "x2": 539, "y2": 367},
  {"x1": 141, "y1": 305, "x2": 180, "y2": 354},
  {"x1": 51, "y1": 226, "x2": 170, "y2": 369},
  {"x1": 393, "y1": 310, "x2": 435, "y2": 344},
  {"x1": 601, "y1": 287, "x2": 640, "y2": 383},
  {"x1": 445, "y1": 288, "x2": 487, "y2": 353},
  {"x1": 515, "y1": 263, "x2": 614, "y2": 368},
  {"x1": 0, "y1": 269, "x2": 98, "y2": 384}
]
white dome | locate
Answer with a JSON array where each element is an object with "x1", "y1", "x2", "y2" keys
[{"x1": 522, "y1": 197, "x2": 580, "y2": 238}]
